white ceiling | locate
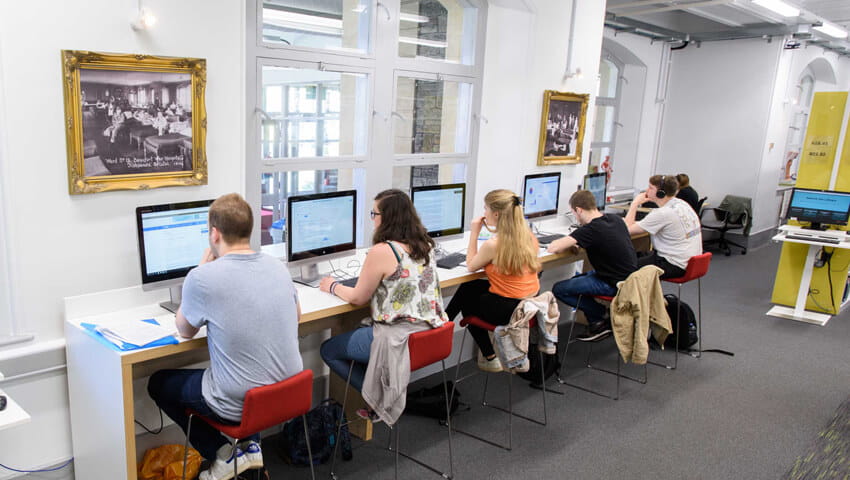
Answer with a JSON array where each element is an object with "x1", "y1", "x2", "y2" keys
[{"x1": 605, "y1": 0, "x2": 850, "y2": 55}]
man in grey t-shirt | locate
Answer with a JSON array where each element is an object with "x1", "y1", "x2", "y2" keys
[
  {"x1": 626, "y1": 175, "x2": 702, "y2": 279},
  {"x1": 148, "y1": 193, "x2": 302, "y2": 480}
]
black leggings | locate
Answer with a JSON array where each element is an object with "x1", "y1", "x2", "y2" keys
[{"x1": 446, "y1": 279, "x2": 521, "y2": 358}]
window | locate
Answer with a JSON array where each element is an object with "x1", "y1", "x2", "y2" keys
[
  {"x1": 397, "y1": 0, "x2": 479, "y2": 65},
  {"x1": 260, "y1": 65, "x2": 369, "y2": 159},
  {"x1": 589, "y1": 53, "x2": 622, "y2": 174},
  {"x1": 247, "y1": 0, "x2": 486, "y2": 253}
]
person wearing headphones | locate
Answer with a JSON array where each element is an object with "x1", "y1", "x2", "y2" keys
[{"x1": 625, "y1": 175, "x2": 702, "y2": 279}]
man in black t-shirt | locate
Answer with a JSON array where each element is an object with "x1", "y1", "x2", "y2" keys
[{"x1": 548, "y1": 190, "x2": 638, "y2": 340}]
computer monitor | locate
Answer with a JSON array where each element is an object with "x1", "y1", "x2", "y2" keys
[
  {"x1": 411, "y1": 183, "x2": 466, "y2": 238},
  {"x1": 786, "y1": 187, "x2": 850, "y2": 230},
  {"x1": 136, "y1": 199, "x2": 214, "y2": 313},
  {"x1": 523, "y1": 172, "x2": 561, "y2": 219},
  {"x1": 583, "y1": 172, "x2": 607, "y2": 210},
  {"x1": 287, "y1": 190, "x2": 357, "y2": 286}
]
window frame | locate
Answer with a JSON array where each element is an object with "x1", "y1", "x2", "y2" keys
[
  {"x1": 589, "y1": 50, "x2": 624, "y2": 173},
  {"x1": 247, "y1": 0, "x2": 487, "y2": 250}
]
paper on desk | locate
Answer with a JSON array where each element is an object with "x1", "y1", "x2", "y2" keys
[{"x1": 95, "y1": 318, "x2": 176, "y2": 348}]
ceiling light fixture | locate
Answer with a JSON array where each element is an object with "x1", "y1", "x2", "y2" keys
[
  {"x1": 131, "y1": 0, "x2": 157, "y2": 31},
  {"x1": 813, "y1": 21, "x2": 849, "y2": 39},
  {"x1": 752, "y1": 0, "x2": 800, "y2": 18}
]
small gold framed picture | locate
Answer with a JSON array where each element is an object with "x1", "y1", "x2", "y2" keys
[
  {"x1": 537, "y1": 90, "x2": 589, "y2": 165},
  {"x1": 62, "y1": 50, "x2": 208, "y2": 194}
]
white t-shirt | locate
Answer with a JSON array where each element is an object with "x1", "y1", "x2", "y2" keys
[{"x1": 638, "y1": 197, "x2": 702, "y2": 269}]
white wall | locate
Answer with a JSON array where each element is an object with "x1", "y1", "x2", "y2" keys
[
  {"x1": 657, "y1": 38, "x2": 782, "y2": 229},
  {"x1": 0, "y1": 0, "x2": 244, "y2": 475},
  {"x1": 476, "y1": 0, "x2": 606, "y2": 215}
]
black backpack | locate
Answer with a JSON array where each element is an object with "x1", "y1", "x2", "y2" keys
[
  {"x1": 663, "y1": 294, "x2": 698, "y2": 350},
  {"x1": 405, "y1": 381, "x2": 466, "y2": 419},
  {"x1": 517, "y1": 344, "x2": 561, "y2": 386},
  {"x1": 277, "y1": 399, "x2": 352, "y2": 466}
]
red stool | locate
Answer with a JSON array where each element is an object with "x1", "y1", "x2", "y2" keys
[
  {"x1": 183, "y1": 369, "x2": 315, "y2": 480},
  {"x1": 662, "y1": 252, "x2": 712, "y2": 360},
  {"x1": 330, "y1": 322, "x2": 455, "y2": 480},
  {"x1": 451, "y1": 315, "x2": 556, "y2": 451},
  {"x1": 559, "y1": 294, "x2": 646, "y2": 400}
]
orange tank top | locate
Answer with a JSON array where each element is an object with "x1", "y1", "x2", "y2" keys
[{"x1": 485, "y1": 263, "x2": 540, "y2": 299}]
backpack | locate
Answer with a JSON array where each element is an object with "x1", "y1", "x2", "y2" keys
[
  {"x1": 516, "y1": 344, "x2": 561, "y2": 386},
  {"x1": 663, "y1": 294, "x2": 698, "y2": 350},
  {"x1": 405, "y1": 381, "x2": 466, "y2": 420},
  {"x1": 277, "y1": 399, "x2": 352, "y2": 466}
]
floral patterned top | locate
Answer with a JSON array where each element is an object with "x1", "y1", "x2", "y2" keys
[{"x1": 370, "y1": 242, "x2": 448, "y2": 327}]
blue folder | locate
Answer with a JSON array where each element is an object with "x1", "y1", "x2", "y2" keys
[{"x1": 80, "y1": 318, "x2": 179, "y2": 352}]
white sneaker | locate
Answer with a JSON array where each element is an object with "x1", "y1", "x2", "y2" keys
[
  {"x1": 477, "y1": 352, "x2": 503, "y2": 373},
  {"x1": 199, "y1": 444, "x2": 249, "y2": 480},
  {"x1": 237, "y1": 440, "x2": 263, "y2": 470}
]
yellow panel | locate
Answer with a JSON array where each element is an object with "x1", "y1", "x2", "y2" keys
[
  {"x1": 795, "y1": 91, "x2": 847, "y2": 190},
  {"x1": 771, "y1": 242, "x2": 808, "y2": 306},
  {"x1": 834, "y1": 106, "x2": 850, "y2": 192},
  {"x1": 773, "y1": 92, "x2": 850, "y2": 311}
]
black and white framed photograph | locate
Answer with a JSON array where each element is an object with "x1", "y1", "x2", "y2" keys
[
  {"x1": 537, "y1": 90, "x2": 589, "y2": 165},
  {"x1": 62, "y1": 51, "x2": 207, "y2": 194}
]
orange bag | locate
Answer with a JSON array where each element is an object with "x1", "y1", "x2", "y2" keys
[{"x1": 138, "y1": 444, "x2": 202, "y2": 480}]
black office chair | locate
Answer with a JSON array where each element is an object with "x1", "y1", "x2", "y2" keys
[
  {"x1": 701, "y1": 195, "x2": 751, "y2": 256},
  {"x1": 696, "y1": 197, "x2": 707, "y2": 217}
]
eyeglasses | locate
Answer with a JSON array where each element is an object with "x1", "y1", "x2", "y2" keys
[{"x1": 370, "y1": 210, "x2": 381, "y2": 219}]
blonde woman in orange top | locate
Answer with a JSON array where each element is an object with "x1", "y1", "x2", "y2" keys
[{"x1": 445, "y1": 189, "x2": 541, "y2": 372}]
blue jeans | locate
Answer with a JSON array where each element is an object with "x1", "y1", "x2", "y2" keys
[
  {"x1": 320, "y1": 326, "x2": 374, "y2": 392},
  {"x1": 552, "y1": 271, "x2": 618, "y2": 325},
  {"x1": 147, "y1": 369, "x2": 259, "y2": 462}
]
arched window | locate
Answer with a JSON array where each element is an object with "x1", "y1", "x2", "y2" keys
[{"x1": 589, "y1": 50, "x2": 623, "y2": 175}]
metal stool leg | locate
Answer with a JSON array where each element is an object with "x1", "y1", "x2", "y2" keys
[
  {"x1": 330, "y1": 361, "x2": 355, "y2": 479},
  {"x1": 441, "y1": 360, "x2": 454, "y2": 479},
  {"x1": 693, "y1": 278, "x2": 703, "y2": 358},
  {"x1": 302, "y1": 414, "x2": 316, "y2": 480},
  {"x1": 182, "y1": 413, "x2": 194, "y2": 480}
]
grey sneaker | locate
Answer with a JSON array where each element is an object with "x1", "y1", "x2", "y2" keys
[{"x1": 198, "y1": 444, "x2": 249, "y2": 480}]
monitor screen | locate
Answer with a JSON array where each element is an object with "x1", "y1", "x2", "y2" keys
[
  {"x1": 583, "y1": 172, "x2": 607, "y2": 210},
  {"x1": 411, "y1": 183, "x2": 466, "y2": 237},
  {"x1": 523, "y1": 172, "x2": 562, "y2": 219},
  {"x1": 786, "y1": 188, "x2": 850, "y2": 229},
  {"x1": 136, "y1": 199, "x2": 214, "y2": 287},
  {"x1": 287, "y1": 190, "x2": 357, "y2": 261}
]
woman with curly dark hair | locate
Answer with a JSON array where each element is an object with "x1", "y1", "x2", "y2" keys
[{"x1": 319, "y1": 189, "x2": 448, "y2": 424}]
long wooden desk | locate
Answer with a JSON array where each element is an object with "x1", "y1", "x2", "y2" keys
[{"x1": 64, "y1": 227, "x2": 648, "y2": 479}]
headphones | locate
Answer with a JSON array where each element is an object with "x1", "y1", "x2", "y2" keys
[{"x1": 656, "y1": 175, "x2": 667, "y2": 199}]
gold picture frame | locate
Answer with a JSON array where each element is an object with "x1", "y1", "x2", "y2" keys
[
  {"x1": 62, "y1": 50, "x2": 207, "y2": 194},
  {"x1": 536, "y1": 90, "x2": 589, "y2": 165}
]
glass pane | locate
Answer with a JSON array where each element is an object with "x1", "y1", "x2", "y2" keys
[
  {"x1": 587, "y1": 146, "x2": 610, "y2": 174},
  {"x1": 397, "y1": 0, "x2": 478, "y2": 65},
  {"x1": 262, "y1": 0, "x2": 371, "y2": 53},
  {"x1": 299, "y1": 121, "x2": 317, "y2": 141},
  {"x1": 262, "y1": 65, "x2": 369, "y2": 158},
  {"x1": 325, "y1": 120, "x2": 340, "y2": 140},
  {"x1": 324, "y1": 142, "x2": 340, "y2": 156},
  {"x1": 392, "y1": 163, "x2": 467, "y2": 194},
  {"x1": 259, "y1": 168, "x2": 357, "y2": 248},
  {"x1": 264, "y1": 85, "x2": 283, "y2": 113},
  {"x1": 394, "y1": 76, "x2": 472, "y2": 154},
  {"x1": 598, "y1": 58, "x2": 619, "y2": 98},
  {"x1": 593, "y1": 105, "x2": 616, "y2": 143}
]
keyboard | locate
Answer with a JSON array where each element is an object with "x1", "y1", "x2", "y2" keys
[
  {"x1": 338, "y1": 277, "x2": 359, "y2": 287},
  {"x1": 535, "y1": 233, "x2": 565, "y2": 245},
  {"x1": 785, "y1": 233, "x2": 841, "y2": 244},
  {"x1": 436, "y1": 252, "x2": 465, "y2": 269}
]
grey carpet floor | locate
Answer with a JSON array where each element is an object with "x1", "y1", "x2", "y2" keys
[{"x1": 263, "y1": 242, "x2": 850, "y2": 480}]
